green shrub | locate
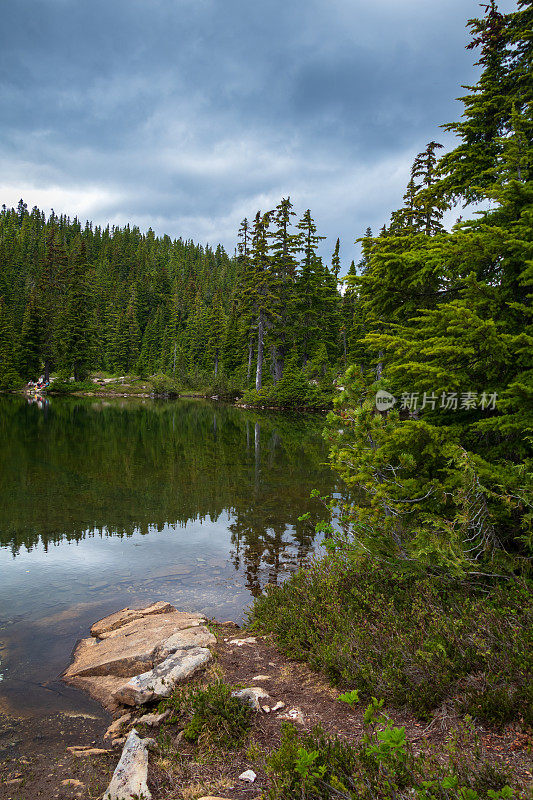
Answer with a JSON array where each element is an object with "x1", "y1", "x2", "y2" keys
[
  {"x1": 48, "y1": 378, "x2": 94, "y2": 394},
  {"x1": 249, "y1": 557, "x2": 533, "y2": 724},
  {"x1": 149, "y1": 373, "x2": 181, "y2": 396},
  {"x1": 0, "y1": 369, "x2": 23, "y2": 390},
  {"x1": 163, "y1": 680, "x2": 252, "y2": 749},
  {"x1": 266, "y1": 704, "x2": 514, "y2": 800},
  {"x1": 242, "y1": 371, "x2": 330, "y2": 409},
  {"x1": 206, "y1": 372, "x2": 243, "y2": 400}
]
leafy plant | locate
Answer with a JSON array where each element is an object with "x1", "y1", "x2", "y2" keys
[{"x1": 164, "y1": 680, "x2": 252, "y2": 749}]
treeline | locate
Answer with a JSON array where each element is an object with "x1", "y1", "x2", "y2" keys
[
  {"x1": 0, "y1": 209, "x2": 240, "y2": 383},
  {"x1": 0, "y1": 198, "x2": 356, "y2": 395}
]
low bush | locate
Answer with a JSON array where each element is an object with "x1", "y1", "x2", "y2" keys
[
  {"x1": 149, "y1": 373, "x2": 181, "y2": 396},
  {"x1": 0, "y1": 369, "x2": 23, "y2": 390},
  {"x1": 161, "y1": 680, "x2": 252, "y2": 749},
  {"x1": 242, "y1": 373, "x2": 330, "y2": 410},
  {"x1": 48, "y1": 378, "x2": 94, "y2": 394},
  {"x1": 205, "y1": 372, "x2": 243, "y2": 401},
  {"x1": 249, "y1": 557, "x2": 533, "y2": 724},
  {"x1": 267, "y1": 705, "x2": 514, "y2": 800}
]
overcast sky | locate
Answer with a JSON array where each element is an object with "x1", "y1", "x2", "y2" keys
[{"x1": 0, "y1": 0, "x2": 517, "y2": 270}]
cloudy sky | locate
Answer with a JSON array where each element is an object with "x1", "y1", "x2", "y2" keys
[{"x1": 0, "y1": 0, "x2": 517, "y2": 269}]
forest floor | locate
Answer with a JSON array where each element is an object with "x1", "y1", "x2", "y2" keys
[{"x1": 0, "y1": 622, "x2": 531, "y2": 800}]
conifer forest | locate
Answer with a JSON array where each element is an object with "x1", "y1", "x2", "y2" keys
[
  {"x1": 0, "y1": 3, "x2": 532, "y2": 798},
  {"x1": 1, "y1": 2, "x2": 531, "y2": 572}
]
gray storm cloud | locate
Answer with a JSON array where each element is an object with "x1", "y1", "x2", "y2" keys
[{"x1": 0, "y1": 0, "x2": 519, "y2": 268}]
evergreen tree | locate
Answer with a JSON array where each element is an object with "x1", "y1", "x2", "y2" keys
[
  {"x1": 342, "y1": 0, "x2": 533, "y2": 563},
  {"x1": 60, "y1": 237, "x2": 92, "y2": 380},
  {"x1": 268, "y1": 197, "x2": 299, "y2": 381},
  {"x1": 0, "y1": 298, "x2": 19, "y2": 387},
  {"x1": 295, "y1": 209, "x2": 326, "y2": 365},
  {"x1": 36, "y1": 226, "x2": 69, "y2": 380},
  {"x1": 18, "y1": 293, "x2": 41, "y2": 379}
]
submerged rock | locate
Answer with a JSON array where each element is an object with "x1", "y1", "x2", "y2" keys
[{"x1": 104, "y1": 729, "x2": 151, "y2": 800}]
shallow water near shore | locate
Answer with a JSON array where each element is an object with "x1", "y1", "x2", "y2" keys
[{"x1": 0, "y1": 395, "x2": 334, "y2": 720}]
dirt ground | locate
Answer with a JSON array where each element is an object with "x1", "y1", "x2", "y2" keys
[{"x1": 1, "y1": 623, "x2": 531, "y2": 800}]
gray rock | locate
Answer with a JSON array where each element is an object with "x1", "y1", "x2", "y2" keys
[
  {"x1": 137, "y1": 710, "x2": 170, "y2": 727},
  {"x1": 104, "y1": 729, "x2": 151, "y2": 800},
  {"x1": 232, "y1": 687, "x2": 270, "y2": 711},
  {"x1": 238, "y1": 769, "x2": 257, "y2": 782},
  {"x1": 91, "y1": 602, "x2": 177, "y2": 637},
  {"x1": 113, "y1": 647, "x2": 212, "y2": 706},
  {"x1": 279, "y1": 707, "x2": 305, "y2": 725},
  {"x1": 156, "y1": 627, "x2": 216, "y2": 660},
  {"x1": 229, "y1": 637, "x2": 257, "y2": 646},
  {"x1": 63, "y1": 602, "x2": 213, "y2": 710}
]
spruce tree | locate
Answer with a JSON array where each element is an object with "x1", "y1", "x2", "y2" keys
[
  {"x1": 18, "y1": 293, "x2": 41, "y2": 379},
  {"x1": 354, "y1": 0, "x2": 533, "y2": 561},
  {"x1": 268, "y1": 197, "x2": 299, "y2": 381},
  {"x1": 295, "y1": 209, "x2": 326, "y2": 365}
]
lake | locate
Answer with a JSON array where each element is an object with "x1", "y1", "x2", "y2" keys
[{"x1": 0, "y1": 395, "x2": 334, "y2": 719}]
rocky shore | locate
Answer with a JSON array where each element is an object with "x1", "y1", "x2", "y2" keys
[{"x1": 1, "y1": 602, "x2": 531, "y2": 800}]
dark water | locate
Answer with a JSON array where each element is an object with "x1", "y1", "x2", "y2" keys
[{"x1": 0, "y1": 395, "x2": 334, "y2": 718}]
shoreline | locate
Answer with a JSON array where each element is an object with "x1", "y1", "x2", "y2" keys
[{"x1": 2, "y1": 601, "x2": 531, "y2": 800}]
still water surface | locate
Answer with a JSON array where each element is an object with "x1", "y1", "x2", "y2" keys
[{"x1": 0, "y1": 396, "x2": 334, "y2": 717}]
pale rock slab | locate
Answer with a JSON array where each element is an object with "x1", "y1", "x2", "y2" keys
[
  {"x1": 104, "y1": 714, "x2": 133, "y2": 741},
  {"x1": 279, "y1": 707, "x2": 305, "y2": 725},
  {"x1": 67, "y1": 745, "x2": 109, "y2": 757},
  {"x1": 229, "y1": 637, "x2": 257, "y2": 646},
  {"x1": 113, "y1": 647, "x2": 212, "y2": 706},
  {"x1": 63, "y1": 602, "x2": 213, "y2": 710},
  {"x1": 104, "y1": 729, "x2": 151, "y2": 800},
  {"x1": 155, "y1": 626, "x2": 216, "y2": 659},
  {"x1": 137, "y1": 710, "x2": 170, "y2": 727},
  {"x1": 232, "y1": 687, "x2": 270, "y2": 711},
  {"x1": 99, "y1": 612, "x2": 204, "y2": 642},
  {"x1": 91, "y1": 602, "x2": 176, "y2": 637}
]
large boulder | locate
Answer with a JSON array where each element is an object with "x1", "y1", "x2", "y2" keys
[{"x1": 63, "y1": 602, "x2": 214, "y2": 710}]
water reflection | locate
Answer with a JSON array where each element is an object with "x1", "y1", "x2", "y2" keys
[
  {"x1": 0, "y1": 396, "x2": 331, "y2": 577},
  {"x1": 0, "y1": 395, "x2": 335, "y2": 717}
]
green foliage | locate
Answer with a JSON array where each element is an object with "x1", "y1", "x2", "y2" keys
[
  {"x1": 338, "y1": 689, "x2": 360, "y2": 708},
  {"x1": 48, "y1": 378, "x2": 94, "y2": 394},
  {"x1": 249, "y1": 558, "x2": 533, "y2": 723},
  {"x1": 336, "y1": 1, "x2": 533, "y2": 568},
  {"x1": 163, "y1": 680, "x2": 252, "y2": 749},
  {"x1": 266, "y1": 707, "x2": 514, "y2": 800},
  {"x1": 149, "y1": 373, "x2": 181, "y2": 397}
]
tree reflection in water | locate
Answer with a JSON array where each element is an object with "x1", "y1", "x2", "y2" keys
[{"x1": 0, "y1": 396, "x2": 335, "y2": 591}]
